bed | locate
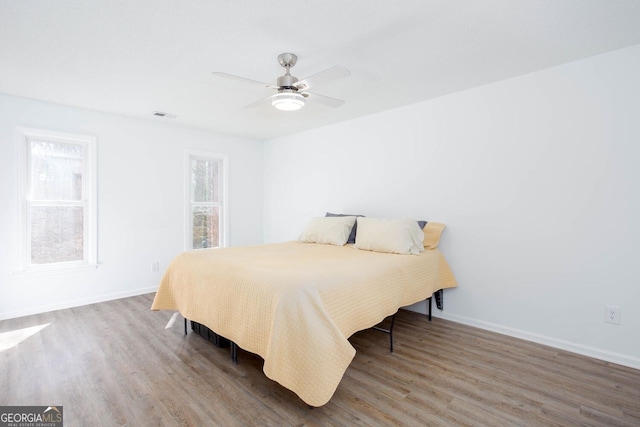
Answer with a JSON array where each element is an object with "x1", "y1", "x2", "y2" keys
[{"x1": 151, "y1": 219, "x2": 457, "y2": 407}]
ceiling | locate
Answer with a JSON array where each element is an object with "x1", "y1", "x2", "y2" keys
[{"x1": 1, "y1": 1, "x2": 640, "y2": 140}]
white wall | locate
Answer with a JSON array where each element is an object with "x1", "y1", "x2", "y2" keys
[
  {"x1": 0, "y1": 94, "x2": 264, "y2": 319},
  {"x1": 263, "y1": 45, "x2": 640, "y2": 368}
]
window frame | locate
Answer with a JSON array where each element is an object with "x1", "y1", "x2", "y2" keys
[
  {"x1": 16, "y1": 127, "x2": 98, "y2": 275},
  {"x1": 184, "y1": 150, "x2": 228, "y2": 251}
]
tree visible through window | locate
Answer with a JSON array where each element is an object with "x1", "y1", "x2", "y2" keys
[
  {"x1": 29, "y1": 141, "x2": 85, "y2": 263},
  {"x1": 18, "y1": 128, "x2": 97, "y2": 271},
  {"x1": 188, "y1": 154, "x2": 225, "y2": 250}
]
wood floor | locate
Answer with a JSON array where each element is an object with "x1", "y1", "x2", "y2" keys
[{"x1": 1, "y1": 294, "x2": 639, "y2": 426}]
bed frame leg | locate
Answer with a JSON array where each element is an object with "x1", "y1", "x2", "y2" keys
[
  {"x1": 428, "y1": 297, "x2": 432, "y2": 321},
  {"x1": 388, "y1": 314, "x2": 395, "y2": 352},
  {"x1": 184, "y1": 318, "x2": 188, "y2": 335},
  {"x1": 435, "y1": 289, "x2": 443, "y2": 310},
  {"x1": 373, "y1": 314, "x2": 396, "y2": 353},
  {"x1": 230, "y1": 341, "x2": 238, "y2": 364}
]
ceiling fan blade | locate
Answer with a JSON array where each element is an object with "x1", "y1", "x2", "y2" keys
[
  {"x1": 243, "y1": 94, "x2": 273, "y2": 109},
  {"x1": 212, "y1": 72, "x2": 272, "y2": 87},
  {"x1": 303, "y1": 92, "x2": 345, "y2": 108},
  {"x1": 295, "y1": 66, "x2": 350, "y2": 91}
]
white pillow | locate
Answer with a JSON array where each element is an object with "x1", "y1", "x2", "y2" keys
[
  {"x1": 354, "y1": 217, "x2": 425, "y2": 255},
  {"x1": 297, "y1": 216, "x2": 357, "y2": 246}
]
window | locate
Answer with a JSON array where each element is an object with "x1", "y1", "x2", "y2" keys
[
  {"x1": 17, "y1": 128, "x2": 97, "y2": 273},
  {"x1": 186, "y1": 151, "x2": 228, "y2": 250}
]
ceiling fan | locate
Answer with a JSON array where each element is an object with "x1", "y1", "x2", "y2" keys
[{"x1": 212, "y1": 53, "x2": 350, "y2": 111}]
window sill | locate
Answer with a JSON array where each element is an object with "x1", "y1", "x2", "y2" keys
[{"x1": 13, "y1": 263, "x2": 100, "y2": 278}]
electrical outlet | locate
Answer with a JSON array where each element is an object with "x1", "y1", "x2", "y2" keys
[
  {"x1": 604, "y1": 305, "x2": 621, "y2": 325},
  {"x1": 151, "y1": 261, "x2": 160, "y2": 272}
]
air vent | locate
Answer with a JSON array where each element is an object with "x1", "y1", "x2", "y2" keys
[{"x1": 152, "y1": 111, "x2": 177, "y2": 119}]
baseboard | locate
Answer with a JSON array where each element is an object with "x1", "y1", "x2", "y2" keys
[
  {"x1": 0, "y1": 287, "x2": 158, "y2": 321},
  {"x1": 432, "y1": 312, "x2": 640, "y2": 371}
]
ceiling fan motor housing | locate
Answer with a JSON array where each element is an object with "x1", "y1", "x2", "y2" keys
[{"x1": 277, "y1": 74, "x2": 299, "y2": 90}]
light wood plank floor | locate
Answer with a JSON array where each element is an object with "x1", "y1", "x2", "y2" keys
[{"x1": 1, "y1": 293, "x2": 639, "y2": 426}]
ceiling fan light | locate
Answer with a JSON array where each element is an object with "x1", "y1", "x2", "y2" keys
[{"x1": 272, "y1": 92, "x2": 305, "y2": 111}]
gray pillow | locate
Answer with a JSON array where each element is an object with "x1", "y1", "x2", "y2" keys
[{"x1": 325, "y1": 212, "x2": 364, "y2": 244}]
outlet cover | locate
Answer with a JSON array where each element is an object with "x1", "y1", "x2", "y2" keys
[
  {"x1": 151, "y1": 261, "x2": 160, "y2": 272},
  {"x1": 604, "y1": 305, "x2": 621, "y2": 325}
]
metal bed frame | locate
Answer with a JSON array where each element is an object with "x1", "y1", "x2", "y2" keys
[
  {"x1": 184, "y1": 289, "x2": 444, "y2": 363},
  {"x1": 371, "y1": 288, "x2": 443, "y2": 353}
]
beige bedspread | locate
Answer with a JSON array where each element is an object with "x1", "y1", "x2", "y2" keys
[{"x1": 151, "y1": 242, "x2": 457, "y2": 406}]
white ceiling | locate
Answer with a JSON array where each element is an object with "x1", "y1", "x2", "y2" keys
[{"x1": 1, "y1": 0, "x2": 640, "y2": 140}]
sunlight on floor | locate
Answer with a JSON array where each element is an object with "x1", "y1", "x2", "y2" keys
[{"x1": 0, "y1": 323, "x2": 51, "y2": 352}]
